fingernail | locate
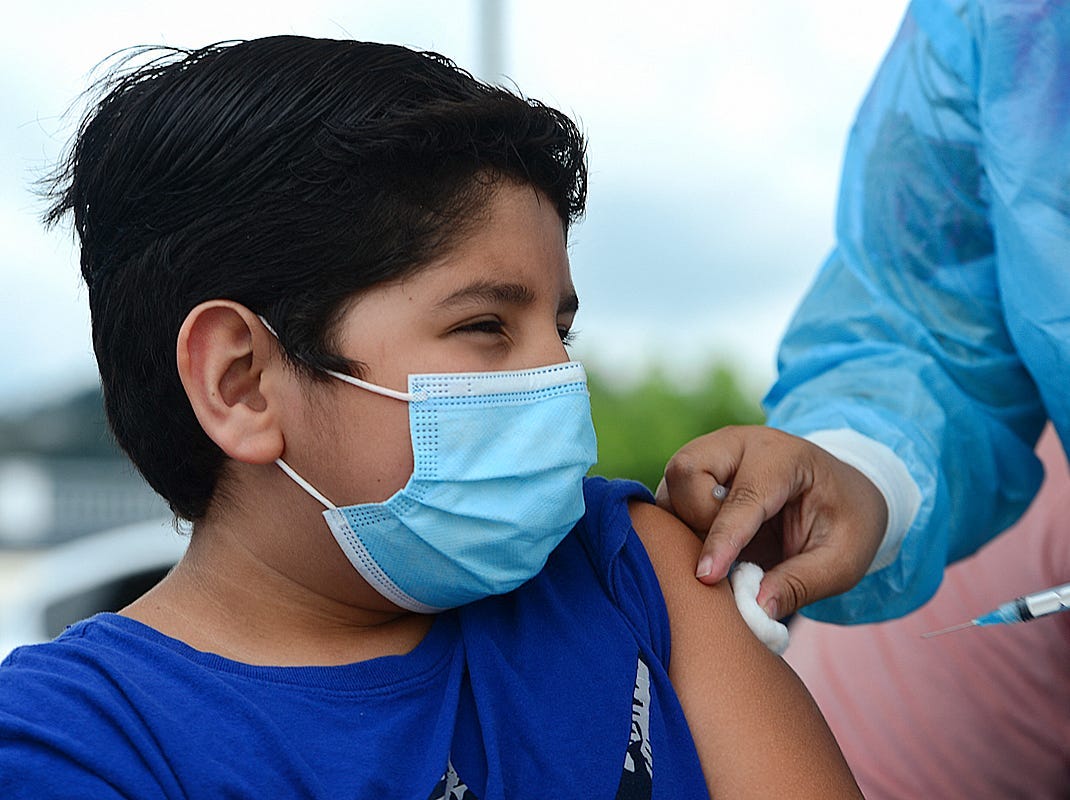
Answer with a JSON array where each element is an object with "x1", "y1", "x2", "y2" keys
[
  {"x1": 760, "y1": 597, "x2": 779, "y2": 620},
  {"x1": 696, "y1": 555, "x2": 714, "y2": 579}
]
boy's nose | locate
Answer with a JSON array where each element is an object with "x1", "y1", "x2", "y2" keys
[{"x1": 520, "y1": 329, "x2": 571, "y2": 370}]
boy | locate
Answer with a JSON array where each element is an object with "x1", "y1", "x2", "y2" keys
[{"x1": 0, "y1": 37, "x2": 859, "y2": 798}]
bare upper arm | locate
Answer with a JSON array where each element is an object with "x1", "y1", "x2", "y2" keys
[{"x1": 627, "y1": 499, "x2": 861, "y2": 799}]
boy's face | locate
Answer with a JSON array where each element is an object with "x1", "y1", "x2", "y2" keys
[{"x1": 280, "y1": 181, "x2": 579, "y2": 509}]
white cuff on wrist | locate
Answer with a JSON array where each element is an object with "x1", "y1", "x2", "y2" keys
[{"x1": 802, "y1": 429, "x2": 921, "y2": 575}]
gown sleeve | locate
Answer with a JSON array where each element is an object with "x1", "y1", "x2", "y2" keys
[{"x1": 766, "y1": 0, "x2": 1070, "y2": 622}]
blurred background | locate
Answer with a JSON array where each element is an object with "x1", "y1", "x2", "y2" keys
[{"x1": 0, "y1": 0, "x2": 907, "y2": 652}]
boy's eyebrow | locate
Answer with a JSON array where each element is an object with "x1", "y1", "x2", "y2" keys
[{"x1": 436, "y1": 280, "x2": 580, "y2": 314}]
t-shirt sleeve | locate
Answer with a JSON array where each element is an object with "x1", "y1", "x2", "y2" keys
[
  {"x1": 578, "y1": 477, "x2": 672, "y2": 665},
  {"x1": 0, "y1": 645, "x2": 148, "y2": 799}
]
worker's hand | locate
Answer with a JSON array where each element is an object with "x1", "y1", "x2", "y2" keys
[{"x1": 655, "y1": 425, "x2": 888, "y2": 620}]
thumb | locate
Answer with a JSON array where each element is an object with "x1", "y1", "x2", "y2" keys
[{"x1": 754, "y1": 549, "x2": 840, "y2": 620}]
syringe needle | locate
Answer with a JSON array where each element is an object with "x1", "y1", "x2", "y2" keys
[{"x1": 921, "y1": 621, "x2": 977, "y2": 638}]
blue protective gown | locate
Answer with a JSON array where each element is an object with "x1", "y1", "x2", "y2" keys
[{"x1": 765, "y1": 0, "x2": 1070, "y2": 623}]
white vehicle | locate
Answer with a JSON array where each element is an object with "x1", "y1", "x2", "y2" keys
[
  {"x1": 0, "y1": 517, "x2": 187, "y2": 659},
  {"x1": 0, "y1": 455, "x2": 189, "y2": 659}
]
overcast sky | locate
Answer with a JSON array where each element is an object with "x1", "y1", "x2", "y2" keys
[{"x1": 1, "y1": 1, "x2": 909, "y2": 411}]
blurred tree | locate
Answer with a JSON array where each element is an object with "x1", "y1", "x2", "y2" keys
[
  {"x1": 0, "y1": 387, "x2": 119, "y2": 458},
  {"x1": 588, "y1": 362, "x2": 765, "y2": 492}
]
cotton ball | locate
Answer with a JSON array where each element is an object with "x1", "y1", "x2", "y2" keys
[{"x1": 729, "y1": 562, "x2": 790, "y2": 654}]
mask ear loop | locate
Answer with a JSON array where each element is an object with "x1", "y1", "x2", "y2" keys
[
  {"x1": 275, "y1": 457, "x2": 336, "y2": 510},
  {"x1": 258, "y1": 315, "x2": 423, "y2": 506},
  {"x1": 257, "y1": 315, "x2": 426, "y2": 402},
  {"x1": 323, "y1": 369, "x2": 425, "y2": 402}
]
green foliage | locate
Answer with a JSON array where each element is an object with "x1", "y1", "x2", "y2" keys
[{"x1": 587, "y1": 362, "x2": 765, "y2": 493}]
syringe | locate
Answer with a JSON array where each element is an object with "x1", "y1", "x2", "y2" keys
[{"x1": 922, "y1": 581, "x2": 1070, "y2": 638}]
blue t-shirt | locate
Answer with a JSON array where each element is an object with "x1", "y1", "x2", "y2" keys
[{"x1": 0, "y1": 478, "x2": 709, "y2": 799}]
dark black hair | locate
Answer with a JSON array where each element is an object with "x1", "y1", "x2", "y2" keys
[{"x1": 44, "y1": 36, "x2": 587, "y2": 520}]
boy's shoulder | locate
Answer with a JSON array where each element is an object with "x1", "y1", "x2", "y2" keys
[
  {"x1": 581, "y1": 475, "x2": 655, "y2": 520},
  {"x1": 461, "y1": 476, "x2": 670, "y2": 668},
  {"x1": 0, "y1": 616, "x2": 161, "y2": 796},
  {"x1": 576, "y1": 475, "x2": 655, "y2": 569},
  {"x1": 575, "y1": 475, "x2": 664, "y2": 627},
  {"x1": 1, "y1": 614, "x2": 122, "y2": 690},
  {"x1": 450, "y1": 476, "x2": 708, "y2": 798}
]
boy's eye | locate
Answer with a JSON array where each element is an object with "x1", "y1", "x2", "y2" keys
[
  {"x1": 457, "y1": 319, "x2": 505, "y2": 336},
  {"x1": 453, "y1": 318, "x2": 576, "y2": 346}
]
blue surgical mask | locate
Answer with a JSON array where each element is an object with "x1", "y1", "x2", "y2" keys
[{"x1": 275, "y1": 359, "x2": 598, "y2": 612}]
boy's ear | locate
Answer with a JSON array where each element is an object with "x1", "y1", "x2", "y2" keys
[{"x1": 177, "y1": 300, "x2": 284, "y2": 464}]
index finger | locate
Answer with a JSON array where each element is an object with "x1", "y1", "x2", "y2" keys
[
  {"x1": 695, "y1": 480, "x2": 778, "y2": 583},
  {"x1": 658, "y1": 466, "x2": 730, "y2": 537},
  {"x1": 695, "y1": 445, "x2": 804, "y2": 584},
  {"x1": 659, "y1": 429, "x2": 746, "y2": 537}
]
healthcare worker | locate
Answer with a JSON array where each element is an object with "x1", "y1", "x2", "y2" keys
[
  {"x1": 658, "y1": 0, "x2": 1070, "y2": 623},
  {"x1": 784, "y1": 426, "x2": 1070, "y2": 798}
]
